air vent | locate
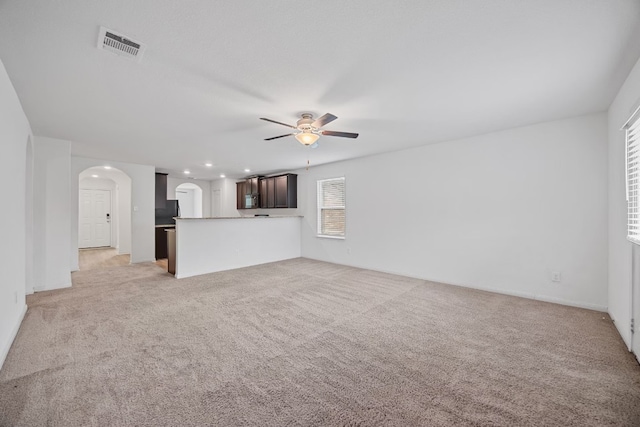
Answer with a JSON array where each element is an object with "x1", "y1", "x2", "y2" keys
[{"x1": 97, "y1": 26, "x2": 146, "y2": 61}]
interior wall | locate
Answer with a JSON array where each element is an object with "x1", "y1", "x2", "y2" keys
[
  {"x1": 211, "y1": 178, "x2": 240, "y2": 217},
  {"x1": 167, "y1": 178, "x2": 210, "y2": 217},
  {"x1": 71, "y1": 156, "x2": 154, "y2": 267},
  {"x1": 33, "y1": 137, "x2": 72, "y2": 291},
  {"x1": 298, "y1": 113, "x2": 609, "y2": 311},
  {"x1": 0, "y1": 57, "x2": 30, "y2": 368},
  {"x1": 608, "y1": 54, "x2": 640, "y2": 349}
]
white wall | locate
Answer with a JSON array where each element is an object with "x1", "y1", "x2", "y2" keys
[
  {"x1": 71, "y1": 156, "x2": 154, "y2": 267},
  {"x1": 211, "y1": 178, "x2": 241, "y2": 217},
  {"x1": 0, "y1": 58, "x2": 30, "y2": 368},
  {"x1": 33, "y1": 137, "x2": 72, "y2": 291},
  {"x1": 167, "y1": 178, "x2": 210, "y2": 217},
  {"x1": 175, "y1": 217, "x2": 301, "y2": 278},
  {"x1": 608, "y1": 55, "x2": 640, "y2": 349},
  {"x1": 298, "y1": 113, "x2": 609, "y2": 311}
]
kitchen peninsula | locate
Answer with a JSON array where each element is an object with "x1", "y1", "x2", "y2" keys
[{"x1": 173, "y1": 215, "x2": 302, "y2": 278}]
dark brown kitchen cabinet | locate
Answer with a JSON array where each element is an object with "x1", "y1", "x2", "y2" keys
[
  {"x1": 155, "y1": 173, "x2": 168, "y2": 209},
  {"x1": 259, "y1": 177, "x2": 276, "y2": 208},
  {"x1": 267, "y1": 178, "x2": 275, "y2": 208},
  {"x1": 260, "y1": 179, "x2": 268, "y2": 208},
  {"x1": 236, "y1": 181, "x2": 244, "y2": 209},
  {"x1": 274, "y1": 173, "x2": 297, "y2": 208},
  {"x1": 155, "y1": 226, "x2": 174, "y2": 259},
  {"x1": 237, "y1": 173, "x2": 296, "y2": 209},
  {"x1": 246, "y1": 177, "x2": 259, "y2": 195}
]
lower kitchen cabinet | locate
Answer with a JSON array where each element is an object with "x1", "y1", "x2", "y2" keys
[{"x1": 155, "y1": 226, "x2": 174, "y2": 259}]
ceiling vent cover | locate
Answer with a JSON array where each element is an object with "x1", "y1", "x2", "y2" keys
[{"x1": 97, "y1": 26, "x2": 146, "y2": 61}]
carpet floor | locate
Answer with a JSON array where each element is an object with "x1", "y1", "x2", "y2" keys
[
  {"x1": 1, "y1": 258, "x2": 639, "y2": 426},
  {"x1": 78, "y1": 247, "x2": 130, "y2": 271}
]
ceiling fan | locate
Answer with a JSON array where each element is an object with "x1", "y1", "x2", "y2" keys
[{"x1": 260, "y1": 113, "x2": 359, "y2": 147}]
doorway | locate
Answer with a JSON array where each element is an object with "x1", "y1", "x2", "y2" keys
[
  {"x1": 77, "y1": 166, "x2": 132, "y2": 271},
  {"x1": 175, "y1": 183, "x2": 203, "y2": 218}
]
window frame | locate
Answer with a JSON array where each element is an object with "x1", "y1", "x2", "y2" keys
[
  {"x1": 625, "y1": 106, "x2": 640, "y2": 245},
  {"x1": 316, "y1": 177, "x2": 346, "y2": 239}
]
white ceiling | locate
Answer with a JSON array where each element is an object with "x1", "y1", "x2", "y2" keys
[{"x1": 1, "y1": 1, "x2": 639, "y2": 179}]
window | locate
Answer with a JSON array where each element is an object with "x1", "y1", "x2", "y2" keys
[
  {"x1": 317, "y1": 177, "x2": 345, "y2": 238},
  {"x1": 626, "y1": 112, "x2": 640, "y2": 244}
]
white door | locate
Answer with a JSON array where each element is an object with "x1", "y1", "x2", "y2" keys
[
  {"x1": 79, "y1": 189, "x2": 111, "y2": 248},
  {"x1": 212, "y1": 189, "x2": 221, "y2": 217}
]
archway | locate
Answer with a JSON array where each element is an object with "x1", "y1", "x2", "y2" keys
[
  {"x1": 175, "y1": 183, "x2": 203, "y2": 218},
  {"x1": 77, "y1": 166, "x2": 132, "y2": 270}
]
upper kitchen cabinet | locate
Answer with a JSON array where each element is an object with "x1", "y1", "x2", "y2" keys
[
  {"x1": 273, "y1": 173, "x2": 297, "y2": 208},
  {"x1": 236, "y1": 181, "x2": 244, "y2": 209},
  {"x1": 245, "y1": 177, "x2": 259, "y2": 195},
  {"x1": 155, "y1": 173, "x2": 168, "y2": 208},
  {"x1": 237, "y1": 173, "x2": 297, "y2": 209},
  {"x1": 259, "y1": 176, "x2": 277, "y2": 209}
]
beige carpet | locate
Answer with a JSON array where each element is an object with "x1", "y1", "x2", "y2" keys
[
  {"x1": 1, "y1": 258, "x2": 639, "y2": 426},
  {"x1": 78, "y1": 247, "x2": 130, "y2": 271}
]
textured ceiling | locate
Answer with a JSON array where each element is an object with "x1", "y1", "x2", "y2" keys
[{"x1": 1, "y1": 0, "x2": 639, "y2": 179}]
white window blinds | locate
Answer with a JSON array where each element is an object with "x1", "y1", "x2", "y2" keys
[
  {"x1": 317, "y1": 177, "x2": 345, "y2": 238},
  {"x1": 627, "y1": 113, "x2": 640, "y2": 244}
]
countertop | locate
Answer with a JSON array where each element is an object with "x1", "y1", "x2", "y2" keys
[
  {"x1": 155, "y1": 224, "x2": 176, "y2": 228},
  {"x1": 175, "y1": 215, "x2": 303, "y2": 220}
]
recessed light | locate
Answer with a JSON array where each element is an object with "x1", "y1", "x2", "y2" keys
[
  {"x1": 220, "y1": 174, "x2": 226, "y2": 178},
  {"x1": 103, "y1": 166, "x2": 112, "y2": 170},
  {"x1": 184, "y1": 170, "x2": 190, "y2": 174},
  {"x1": 205, "y1": 163, "x2": 213, "y2": 167},
  {"x1": 244, "y1": 168, "x2": 251, "y2": 173},
  {"x1": 91, "y1": 174, "x2": 99, "y2": 178}
]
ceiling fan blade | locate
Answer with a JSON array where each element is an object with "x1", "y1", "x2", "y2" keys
[
  {"x1": 312, "y1": 113, "x2": 338, "y2": 128},
  {"x1": 260, "y1": 117, "x2": 297, "y2": 129},
  {"x1": 321, "y1": 130, "x2": 359, "y2": 139},
  {"x1": 264, "y1": 133, "x2": 294, "y2": 141}
]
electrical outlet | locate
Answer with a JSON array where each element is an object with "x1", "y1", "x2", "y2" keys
[
  {"x1": 551, "y1": 271, "x2": 562, "y2": 283},
  {"x1": 347, "y1": 247, "x2": 351, "y2": 254}
]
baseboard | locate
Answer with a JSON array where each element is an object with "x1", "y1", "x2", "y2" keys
[
  {"x1": 609, "y1": 312, "x2": 633, "y2": 351},
  {"x1": 302, "y1": 257, "x2": 608, "y2": 312},
  {"x1": 0, "y1": 304, "x2": 27, "y2": 370},
  {"x1": 34, "y1": 279, "x2": 72, "y2": 292}
]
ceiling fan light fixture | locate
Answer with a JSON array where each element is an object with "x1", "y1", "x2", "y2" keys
[{"x1": 295, "y1": 131, "x2": 320, "y2": 146}]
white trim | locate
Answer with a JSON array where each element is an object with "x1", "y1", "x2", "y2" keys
[
  {"x1": 316, "y1": 234, "x2": 345, "y2": 240},
  {"x1": 621, "y1": 103, "x2": 640, "y2": 130},
  {"x1": 0, "y1": 304, "x2": 27, "y2": 370}
]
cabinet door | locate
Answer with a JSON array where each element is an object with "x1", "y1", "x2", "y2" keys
[
  {"x1": 260, "y1": 179, "x2": 267, "y2": 208},
  {"x1": 267, "y1": 178, "x2": 275, "y2": 208},
  {"x1": 274, "y1": 175, "x2": 288, "y2": 208},
  {"x1": 236, "y1": 182, "x2": 244, "y2": 209},
  {"x1": 155, "y1": 173, "x2": 167, "y2": 209}
]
